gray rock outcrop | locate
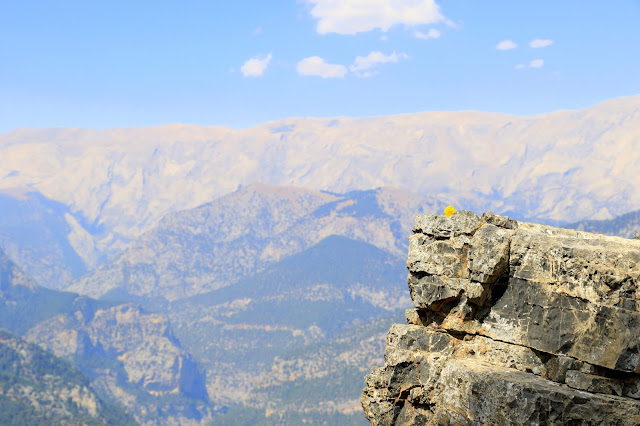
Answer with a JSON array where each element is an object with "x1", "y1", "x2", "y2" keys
[{"x1": 362, "y1": 210, "x2": 640, "y2": 425}]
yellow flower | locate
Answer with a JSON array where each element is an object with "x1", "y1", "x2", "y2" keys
[{"x1": 444, "y1": 205, "x2": 456, "y2": 217}]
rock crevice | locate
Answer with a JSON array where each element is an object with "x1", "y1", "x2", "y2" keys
[{"x1": 362, "y1": 211, "x2": 640, "y2": 425}]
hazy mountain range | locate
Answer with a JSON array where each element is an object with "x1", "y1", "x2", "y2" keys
[
  {"x1": 2, "y1": 95, "x2": 639, "y2": 280},
  {"x1": 1, "y1": 95, "x2": 639, "y2": 424},
  {"x1": 570, "y1": 209, "x2": 640, "y2": 239},
  {"x1": 167, "y1": 235, "x2": 408, "y2": 419},
  {"x1": 0, "y1": 219, "x2": 408, "y2": 424},
  {"x1": 0, "y1": 189, "x2": 89, "y2": 289}
]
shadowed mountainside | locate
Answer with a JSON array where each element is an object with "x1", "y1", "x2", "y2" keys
[
  {"x1": 0, "y1": 188, "x2": 96, "y2": 289},
  {"x1": 568, "y1": 208, "x2": 640, "y2": 239}
]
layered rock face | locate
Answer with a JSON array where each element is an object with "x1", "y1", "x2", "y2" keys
[{"x1": 362, "y1": 211, "x2": 640, "y2": 425}]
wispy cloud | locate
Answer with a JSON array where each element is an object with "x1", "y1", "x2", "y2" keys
[
  {"x1": 515, "y1": 59, "x2": 544, "y2": 69},
  {"x1": 305, "y1": 0, "x2": 445, "y2": 35},
  {"x1": 349, "y1": 51, "x2": 409, "y2": 77},
  {"x1": 529, "y1": 59, "x2": 544, "y2": 68},
  {"x1": 530, "y1": 38, "x2": 553, "y2": 48},
  {"x1": 495, "y1": 40, "x2": 517, "y2": 50},
  {"x1": 297, "y1": 51, "x2": 407, "y2": 78},
  {"x1": 296, "y1": 56, "x2": 348, "y2": 78},
  {"x1": 413, "y1": 28, "x2": 441, "y2": 40},
  {"x1": 240, "y1": 53, "x2": 272, "y2": 77}
]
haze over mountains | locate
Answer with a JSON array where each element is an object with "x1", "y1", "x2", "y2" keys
[
  {"x1": 1, "y1": 95, "x2": 640, "y2": 424},
  {"x1": 0, "y1": 216, "x2": 408, "y2": 424},
  {"x1": 0, "y1": 329, "x2": 135, "y2": 424},
  {"x1": 0, "y1": 189, "x2": 88, "y2": 289},
  {"x1": 0, "y1": 247, "x2": 214, "y2": 424},
  {"x1": 68, "y1": 184, "x2": 440, "y2": 300},
  {"x1": 2, "y1": 95, "x2": 639, "y2": 281}
]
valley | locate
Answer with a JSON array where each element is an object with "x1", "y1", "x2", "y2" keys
[{"x1": 1, "y1": 96, "x2": 640, "y2": 424}]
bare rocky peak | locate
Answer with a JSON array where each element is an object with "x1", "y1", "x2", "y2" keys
[{"x1": 362, "y1": 210, "x2": 640, "y2": 424}]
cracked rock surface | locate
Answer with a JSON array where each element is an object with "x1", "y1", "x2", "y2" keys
[{"x1": 362, "y1": 211, "x2": 640, "y2": 425}]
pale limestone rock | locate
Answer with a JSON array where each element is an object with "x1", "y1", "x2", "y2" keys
[{"x1": 363, "y1": 211, "x2": 640, "y2": 425}]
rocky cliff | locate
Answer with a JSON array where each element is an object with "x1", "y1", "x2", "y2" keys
[
  {"x1": 25, "y1": 303, "x2": 212, "y2": 425},
  {"x1": 26, "y1": 303, "x2": 208, "y2": 399},
  {"x1": 362, "y1": 211, "x2": 640, "y2": 425}
]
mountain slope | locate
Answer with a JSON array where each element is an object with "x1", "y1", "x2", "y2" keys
[
  {"x1": 0, "y1": 330, "x2": 135, "y2": 425},
  {"x1": 0, "y1": 246, "x2": 214, "y2": 424},
  {"x1": 25, "y1": 304, "x2": 214, "y2": 425},
  {"x1": 0, "y1": 247, "x2": 105, "y2": 335},
  {"x1": 568, "y1": 208, "x2": 640, "y2": 239},
  {"x1": 0, "y1": 188, "x2": 95, "y2": 289},
  {"x1": 2, "y1": 95, "x2": 639, "y2": 260},
  {"x1": 166, "y1": 235, "x2": 410, "y2": 407},
  {"x1": 209, "y1": 312, "x2": 404, "y2": 425},
  {"x1": 68, "y1": 184, "x2": 440, "y2": 300}
]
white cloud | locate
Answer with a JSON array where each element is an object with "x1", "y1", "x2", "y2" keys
[
  {"x1": 530, "y1": 38, "x2": 553, "y2": 48},
  {"x1": 414, "y1": 28, "x2": 441, "y2": 40},
  {"x1": 515, "y1": 59, "x2": 544, "y2": 70},
  {"x1": 305, "y1": 0, "x2": 445, "y2": 35},
  {"x1": 297, "y1": 56, "x2": 348, "y2": 78},
  {"x1": 349, "y1": 51, "x2": 408, "y2": 76},
  {"x1": 495, "y1": 39, "x2": 517, "y2": 50},
  {"x1": 240, "y1": 53, "x2": 272, "y2": 77},
  {"x1": 529, "y1": 59, "x2": 544, "y2": 68},
  {"x1": 296, "y1": 51, "x2": 407, "y2": 78}
]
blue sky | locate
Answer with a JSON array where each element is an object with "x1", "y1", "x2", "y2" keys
[{"x1": 1, "y1": 1, "x2": 639, "y2": 133}]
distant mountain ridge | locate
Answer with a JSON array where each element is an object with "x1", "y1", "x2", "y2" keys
[
  {"x1": 3, "y1": 95, "x2": 640, "y2": 424},
  {"x1": 568, "y1": 208, "x2": 640, "y2": 239},
  {"x1": 2, "y1": 95, "x2": 639, "y2": 264},
  {"x1": 68, "y1": 184, "x2": 440, "y2": 300}
]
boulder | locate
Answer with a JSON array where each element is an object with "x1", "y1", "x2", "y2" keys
[{"x1": 363, "y1": 211, "x2": 640, "y2": 425}]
